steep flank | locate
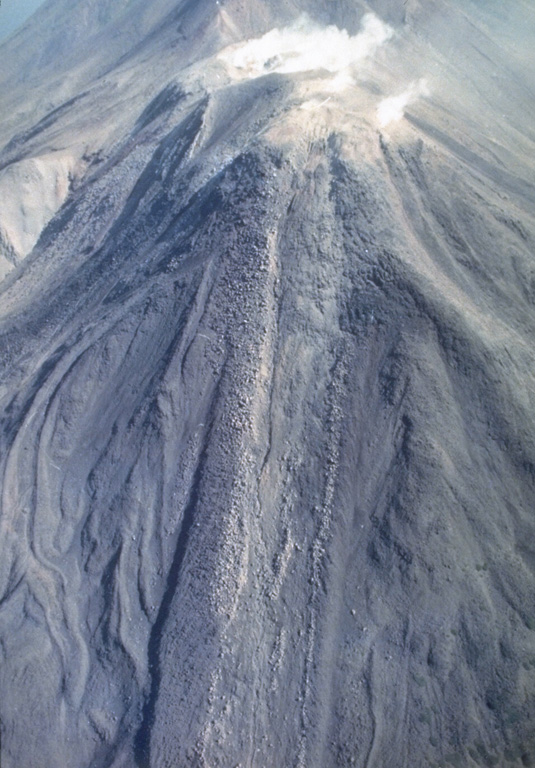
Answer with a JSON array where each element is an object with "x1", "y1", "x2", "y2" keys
[{"x1": 0, "y1": 1, "x2": 534, "y2": 767}]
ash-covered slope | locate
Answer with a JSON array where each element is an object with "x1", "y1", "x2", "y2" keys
[{"x1": 0, "y1": 1, "x2": 535, "y2": 767}]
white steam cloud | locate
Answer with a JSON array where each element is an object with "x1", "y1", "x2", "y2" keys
[
  {"x1": 377, "y1": 79, "x2": 429, "y2": 127},
  {"x1": 218, "y1": 13, "x2": 393, "y2": 78}
]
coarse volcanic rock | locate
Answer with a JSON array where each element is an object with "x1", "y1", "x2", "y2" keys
[{"x1": 0, "y1": 1, "x2": 534, "y2": 767}]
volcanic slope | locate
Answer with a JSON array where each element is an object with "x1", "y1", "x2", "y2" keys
[{"x1": 0, "y1": 1, "x2": 535, "y2": 767}]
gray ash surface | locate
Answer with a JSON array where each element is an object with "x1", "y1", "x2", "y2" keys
[{"x1": 0, "y1": 1, "x2": 534, "y2": 766}]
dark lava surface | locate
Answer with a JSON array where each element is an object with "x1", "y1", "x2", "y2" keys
[{"x1": 0, "y1": 1, "x2": 534, "y2": 766}]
